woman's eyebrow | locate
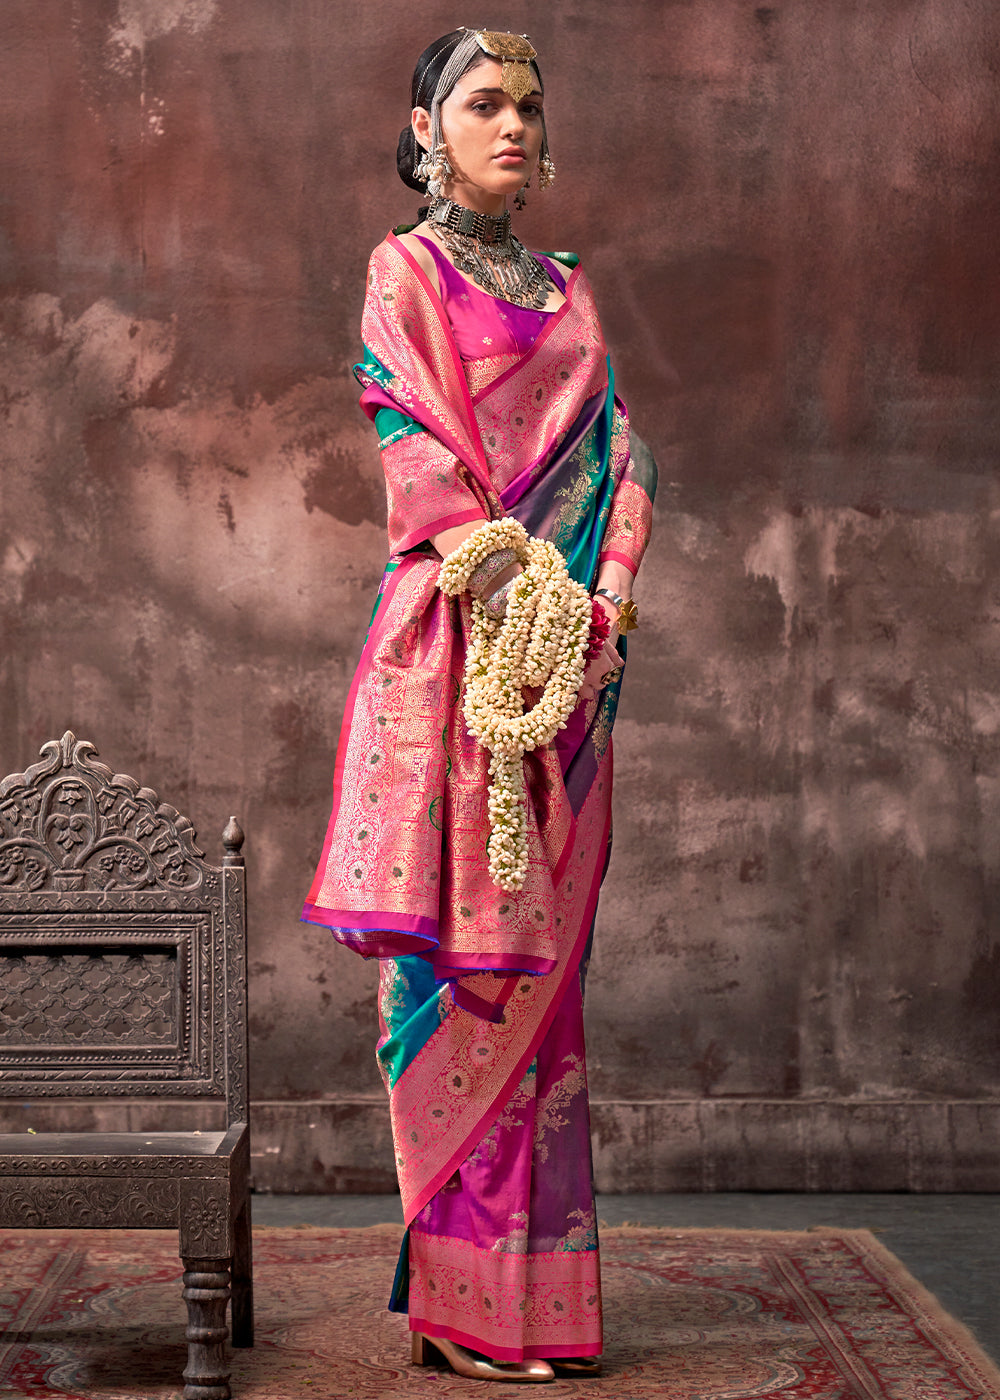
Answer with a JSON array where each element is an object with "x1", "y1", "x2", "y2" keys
[{"x1": 467, "y1": 86, "x2": 543, "y2": 99}]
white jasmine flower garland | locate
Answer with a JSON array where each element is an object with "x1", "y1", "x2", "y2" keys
[{"x1": 438, "y1": 518, "x2": 592, "y2": 891}]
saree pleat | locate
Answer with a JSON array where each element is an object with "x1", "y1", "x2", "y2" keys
[
  {"x1": 386, "y1": 958, "x2": 602, "y2": 1360},
  {"x1": 303, "y1": 230, "x2": 656, "y2": 1360}
]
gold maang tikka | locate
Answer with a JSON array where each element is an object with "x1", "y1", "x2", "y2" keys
[{"x1": 472, "y1": 30, "x2": 538, "y2": 104}]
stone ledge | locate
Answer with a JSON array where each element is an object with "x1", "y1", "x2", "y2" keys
[
  {"x1": 246, "y1": 1097, "x2": 1000, "y2": 1193},
  {"x1": 1, "y1": 1098, "x2": 995, "y2": 1192},
  {"x1": 588, "y1": 1099, "x2": 1000, "y2": 1193}
]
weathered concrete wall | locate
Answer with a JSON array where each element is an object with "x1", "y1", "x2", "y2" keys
[{"x1": 2, "y1": 1, "x2": 998, "y2": 1189}]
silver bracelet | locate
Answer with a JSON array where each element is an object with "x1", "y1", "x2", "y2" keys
[
  {"x1": 480, "y1": 576, "x2": 516, "y2": 619},
  {"x1": 468, "y1": 548, "x2": 519, "y2": 600},
  {"x1": 594, "y1": 588, "x2": 625, "y2": 612}
]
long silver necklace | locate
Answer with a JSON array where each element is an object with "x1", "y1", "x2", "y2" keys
[{"x1": 426, "y1": 197, "x2": 556, "y2": 311}]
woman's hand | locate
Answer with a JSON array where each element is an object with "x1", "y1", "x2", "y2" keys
[
  {"x1": 579, "y1": 635, "x2": 624, "y2": 704},
  {"x1": 579, "y1": 593, "x2": 623, "y2": 704}
]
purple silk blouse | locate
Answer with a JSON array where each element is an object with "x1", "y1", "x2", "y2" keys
[{"x1": 413, "y1": 233, "x2": 567, "y2": 361}]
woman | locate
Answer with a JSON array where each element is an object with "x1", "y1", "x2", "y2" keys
[{"x1": 303, "y1": 27, "x2": 656, "y2": 1383}]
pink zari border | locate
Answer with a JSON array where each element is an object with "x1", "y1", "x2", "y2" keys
[{"x1": 408, "y1": 1231, "x2": 602, "y2": 1361}]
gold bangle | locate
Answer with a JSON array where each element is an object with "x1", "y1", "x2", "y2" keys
[{"x1": 595, "y1": 588, "x2": 639, "y2": 633}]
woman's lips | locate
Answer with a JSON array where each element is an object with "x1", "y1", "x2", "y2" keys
[{"x1": 495, "y1": 150, "x2": 527, "y2": 164}]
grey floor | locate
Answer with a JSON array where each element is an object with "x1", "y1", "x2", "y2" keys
[{"x1": 252, "y1": 1192, "x2": 1000, "y2": 1366}]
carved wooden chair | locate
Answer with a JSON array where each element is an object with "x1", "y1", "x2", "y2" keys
[{"x1": 0, "y1": 732, "x2": 253, "y2": 1400}]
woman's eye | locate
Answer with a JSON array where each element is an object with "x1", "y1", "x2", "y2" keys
[
  {"x1": 520, "y1": 103, "x2": 542, "y2": 118},
  {"x1": 471, "y1": 101, "x2": 495, "y2": 114}
]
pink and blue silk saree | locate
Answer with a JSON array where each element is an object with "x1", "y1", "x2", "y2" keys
[{"x1": 303, "y1": 229, "x2": 655, "y2": 1360}]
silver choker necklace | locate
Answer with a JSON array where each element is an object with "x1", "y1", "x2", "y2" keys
[{"x1": 426, "y1": 198, "x2": 556, "y2": 311}]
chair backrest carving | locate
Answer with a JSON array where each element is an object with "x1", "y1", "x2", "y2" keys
[
  {"x1": 0, "y1": 734, "x2": 248, "y2": 1121},
  {"x1": 0, "y1": 731, "x2": 203, "y2": 894}
]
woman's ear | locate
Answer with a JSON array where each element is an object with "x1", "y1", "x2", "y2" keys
[{"x1": 411, "y1": 106, "x2": 432, "y2": 152}]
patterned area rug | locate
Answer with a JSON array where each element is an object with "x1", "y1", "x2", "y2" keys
[{"x1": 0, "y1": 1224, "x2": 997, "y2": 1398}]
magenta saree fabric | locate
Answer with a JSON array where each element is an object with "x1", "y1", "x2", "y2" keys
[
  {"x1": 303, "y1": 230, "x2": 655, "y2": 1360},
  {"x1": 411, "y1": 233, "x2": 567, "y2": 357},
  {"x1": 387, "y1": 958, "x2": 603, "y2": 1360}
]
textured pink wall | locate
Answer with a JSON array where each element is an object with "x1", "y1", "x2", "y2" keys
[{"x1": 2, "y1": 1, "x2": 999, "y2": 1188}]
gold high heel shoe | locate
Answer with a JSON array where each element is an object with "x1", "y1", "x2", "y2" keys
[
  {"x1": 549, "y1": 1355, "x2": 603, "y2": 1376},
  {"x1": 411, "y1": 1332, "x2": 555, "y2": 1382}
]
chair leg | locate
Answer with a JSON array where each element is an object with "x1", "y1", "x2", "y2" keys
[
  {"x1": 181, "y1": 1256, "x2": 231, "y2": 1400},
  {"x1": 230, "y1": 1196, "x2": 254, "y2": 1347}
]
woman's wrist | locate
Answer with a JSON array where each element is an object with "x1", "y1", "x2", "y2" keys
[
  {"x1": 467, "y1": 549, "x2": 524, "y2": 619},
  {"x1": 595, "y1": 562, "x2": 635, "y2": 605},
  {"x1": 468, "y1": 548, "x2": 519, "y2": 600},
  {"x1": 595, "y1": 590, "x2": 638, "y2": 633},
  {"x1": 594, "y1": 563, "x2": 638, "y2": 634},
  {"x1": 479, "y1": 574, "x2": 518, "y2": 618}
]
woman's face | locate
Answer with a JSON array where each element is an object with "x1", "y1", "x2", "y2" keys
[{"x1": 412, "y1": 57, "x2": 544, "y2": 213}]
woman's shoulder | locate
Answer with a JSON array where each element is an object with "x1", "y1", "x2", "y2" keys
[{"x1": 366, "y1": 228, "x2": 440, "y2": 296}]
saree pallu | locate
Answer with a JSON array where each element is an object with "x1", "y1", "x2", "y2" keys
[{"x1": 303, "y1": 233, "x2": 656, "y2": 1359}]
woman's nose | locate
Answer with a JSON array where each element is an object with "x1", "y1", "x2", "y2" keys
[{"x1": 502, "y1": 106, "x2": 525, "y2": 139}]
